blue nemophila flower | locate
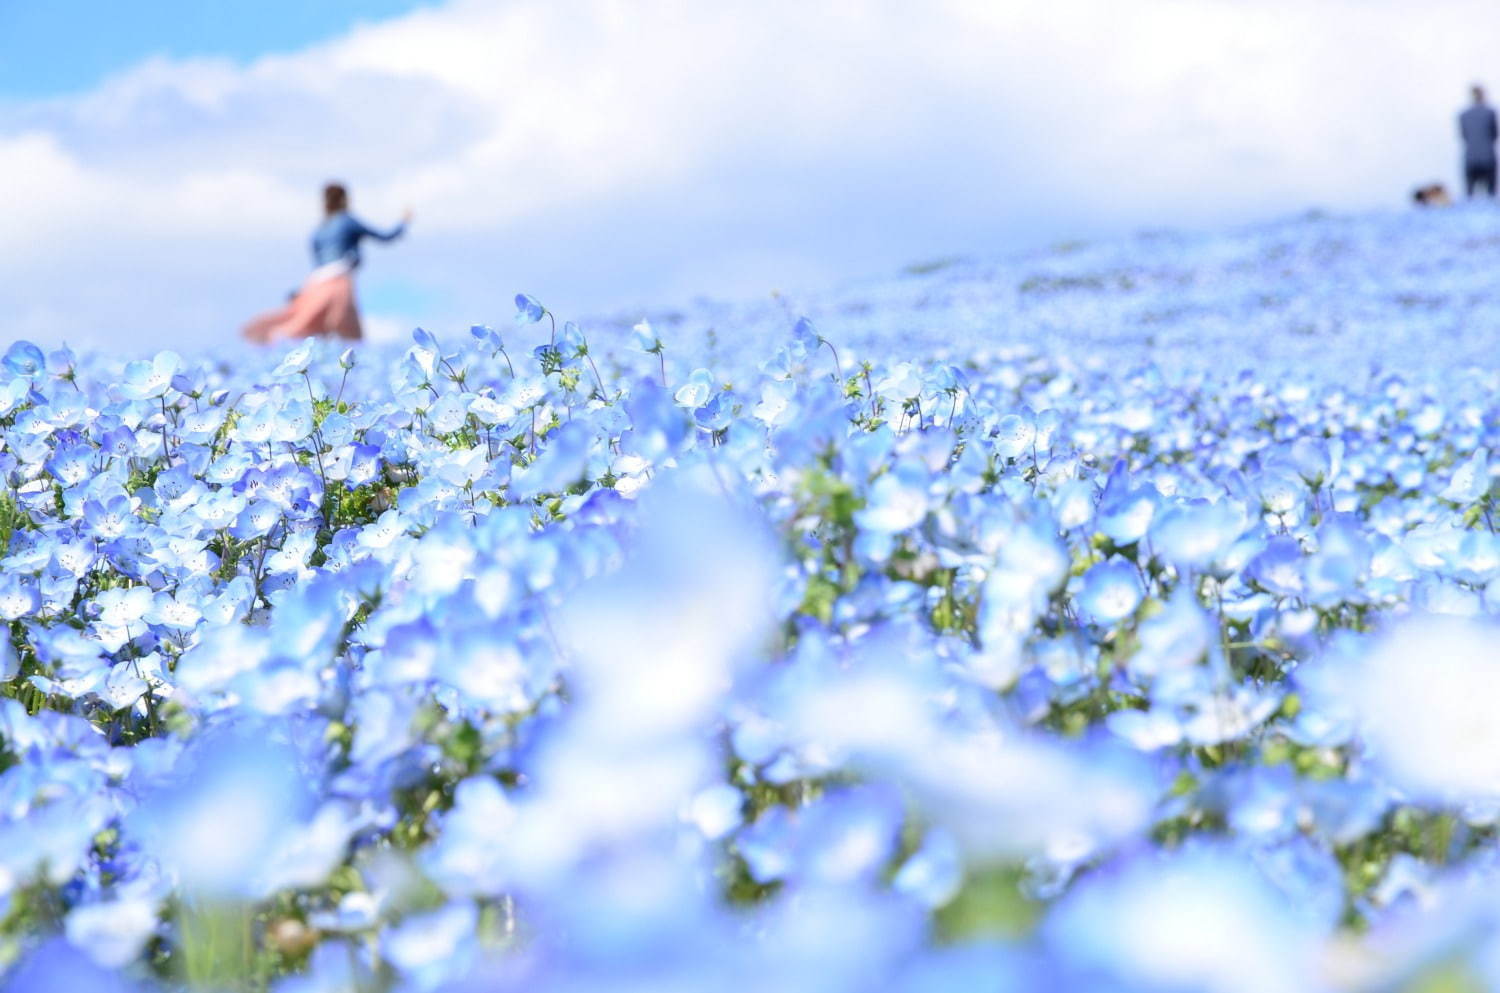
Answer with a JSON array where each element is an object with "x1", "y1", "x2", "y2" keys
[
  {"x1": 1129, "y1": 589, "x2": 1214, "y2": 679},
  {"x1": 169, "y1": 372, "x2": 201, "y2": 399},
  {"x1": 264, "y1": 531, "x2": 317, "y2": 577},
  {"x1": 509, "y1": 421, "x2": 595, "y2": 500},
  {"x1": 4, "y1": 939, "x2": 140, "y2": 993},
  {"x1": 230, "y1": 499, "x2": 282, "y2": 541},
  {"x1": 422, "y1": 775, "x2": 517, "y2": 896},
  {"x1": 874, "y1": 362, "x2": 922, "y2": 403},
  {"x1": 1441, "y1": 448, "x2": 1490, "y2": 504},
  {"x1": 674, "y1": 368, "x2": 715, "y2": 409},
  {"x1": 469, "y1": 323, "x2": 502, "y2": 350},
  {"x1": 1175, "y1": 681, "x2": 1281, "y2": 747},
  {"x1": 129, "y1": 725, "x2": 314, "y2": 898},
  {"x1": 0, "y1": 575, "x2": 41, "y2": 621},
  {"x1": 632, "y1": 319, "x2": 664, "y2": 353},
  {"x1": 855, "y1": 466, "x2": 931, "y2": 535},
  {"x1": 47, "y1": 343, "x2": 76, "y2": 376},
  {"x1": 1302, "y1": 514, "x2": 1372, "y2": 605},
  {"x1": 994, "y1": 412, "x2": 1037, "y2": 459},
  {"x1": 1076, "y1": 559, "x2": 1144, "y2": 625},
  {"x1": 233, "y1": 404, "x2": 276, "y2": 446},
  {"x1": 621, "y1": 377, "x2": 692, "y2": 459},
  {"x1": 273, "y1": 339, "x2": 316, "y2": 378},
  {"x1": 1096, "y1": 463, "x2": 1158, "y2": 546},
  {"x1": 557, "y1": 478, "x2": 779, "y2": 740},
  {"x1": 63, "y1": 896, "x2": 158, "y2": 970},
  {"x1": 514, "y1": 293, "x2": 546, "y2": 324},
  {"x1": 1051, "y1": 479, "x2": 1096, "y2": 529},
  {"x1": 45, "y1": 443, "x2": 93, "y2": 487},
  {"x1": 339, "y1": 442, "x2": 383, "y2": 486},
  {"x1": 892, "y1": 828, "x2": 962, "y2": 908},
  {"x1": 154, "y1": 469, "x2": 206, "y2": 516},
  {"x1": 760, "y1": 345, "x2": 794, "y2": 379},
  {"x1": 271, "y1": 400, "x2": 315, "y2": 443},
  {"x1": 694, "y1": 389, "x2": 734, "y2": 432},
  {"x1": 101, "y1": 652, "x2": 164, "y2": 711},
  {"x1": 359, "y1": 508, "x2": 406, "y2": 551},
  {"x1": 144, "y1": 590, "x2": 203, "y2": 630},
  {"x1": 1045, "y1": 847, "x2": 1316, "y2": 993},
  {"x1": 501, "y1": 375, "x2": 546, "y2": 411},
  {"x1": 318, "y1": 410, "x2": 354, "y2": 448},
  {"x1": 178, "y1": 407, "x2": 225, "y2": 444},
  {"x1": 118, "y1": 351, "x2": 180, "y2": 400},
  {"x1": 737, "y1": 806, "x2": 795, "y2": 884},
  {"x1": 1149, "y1": 499, "x2": 1244, "y2": 572},
  {"x1": 82, "y1": 494, "x2": 134, "y2": 539},
  {"x1": 558, "y1": 320, "x2": 587, "y2": 354},
  {"x1": 425, "y1": 392, "x2": 468, "y2": 435},
  {"x1": 1106, "y1": 707, "x2": 1184, "y2": 751},
  {"x1": 1350, "y1": 615, "x2": 1500, "y2": 804},
  {"x1": 789, "y1": 316, "x2": 820, "y2": 360},
  {"x1": 384, "y1": 902, "x2": 478, "y2": 990},
  {"x1": 1287, "y1": 436, "x2": 1339, "y2": 489},
  {"x1": 95, "y1": 423, "x2": 139, "y2": 462},
  {"x1": 0, "y1": 377, "x2": 31, "y2": 419},
  {"x1": 753, "y1": 378, "x2": 799, "y2": 428},
  {"x1": 793, "y1": 786, "x2": 904, "y2": 885},
  {"x1": 407, "y1": 330, "x2": 441, "y2": 382},
  {"x1": 94, "y1": 586, "x2": 152, "y2": 629},
  {"x1": 3, "y1": 340, "x2": 45, "y2": 378},
  {"x1": 1257, "y1": 469, "x2": 1304, "y2": 519},
  {"x1": 684, "y1": 783, "x2": 744, "y2": 841},
  {"x1": 1246, "y1": 536, "x2": 1305, "y2": 597}
]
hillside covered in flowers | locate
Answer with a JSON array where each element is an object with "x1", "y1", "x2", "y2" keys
[{"x1": 5, "y1": 206, "x2": 1500, "y2": 992}]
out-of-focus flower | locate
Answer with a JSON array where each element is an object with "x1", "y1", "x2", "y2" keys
[
  {"x1": 1076, "y1": 559, "x2": 1143, "y2": 625},
  {"x1": 64, "y1": 897, "x2": 158, "y2": 969},
  {"x1": 1045, "y1": 847, "x2": 1318, "y2": 993},
  {"x1": 1351, "y1": 615, "x2": 1500, "y2": 803},
  {"x1": 1441, "y1": 449, "x2": 1490, "y2": 504},
  {"x1": 3, "y1": 340, "x2": 46, "y2": 378},
  {"x1": 129, "y1": 725, "x2": 313, "y2": 898}
]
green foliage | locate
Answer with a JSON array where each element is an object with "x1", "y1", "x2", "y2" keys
[
  {"x1": 0, "y1": 491, "x2": 29, "y2": 554},
  {"x1": 933, "y1": 864, "x2": 1038, "y2": 941}
]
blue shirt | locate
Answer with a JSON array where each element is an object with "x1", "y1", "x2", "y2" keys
[
  {"x1": 310, "y1": 212, "x2": 405, "y2": 270},
  {"x1": 1460, "y1": 103, "x2": 1498, "y2": 166}
]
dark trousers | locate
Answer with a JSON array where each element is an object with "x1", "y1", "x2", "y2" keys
[{"x1": 1467, "y1": 162, "x2": 1497, "y2": 197}]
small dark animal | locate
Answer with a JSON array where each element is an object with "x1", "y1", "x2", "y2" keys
[{"x1": 1413, "y1": 183, "x2": 1454, "y2": 207}]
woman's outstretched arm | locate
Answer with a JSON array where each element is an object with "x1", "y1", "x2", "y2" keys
[{"x1": 353, "y1": 210, "x2": 412, "y2": 242}]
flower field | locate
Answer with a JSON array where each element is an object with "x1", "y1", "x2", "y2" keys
[{"x1": 6, "y1": 208, "x2": 1500, "y2": 991}]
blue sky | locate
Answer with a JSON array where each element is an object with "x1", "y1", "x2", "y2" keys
[
  {"x1": 0, "y1": 1, "x2": 434, "y2": 97},
  {"x1": 4, "y1": 0, "x2": 1500, "y2": 353}
]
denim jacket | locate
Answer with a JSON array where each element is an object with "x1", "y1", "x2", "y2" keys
[{"x1": 310, "y1": 212, "x2": 406, "y2": 270}]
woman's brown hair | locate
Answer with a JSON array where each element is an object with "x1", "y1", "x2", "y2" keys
[{"x1": 323, "y1": 183, "x2": 349, "y2": 216}]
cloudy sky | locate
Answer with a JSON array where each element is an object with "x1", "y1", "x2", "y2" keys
[{"x1": 2, "y1": 0, "x2": 1497, "y2": 353}]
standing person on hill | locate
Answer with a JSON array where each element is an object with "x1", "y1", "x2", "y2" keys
[
  {"x1": 243, "y1": 183, "x2": 412, "y2": 344},
  {"x1": 1459, "y1": 85, "x2": 1498, "y2": 199}
]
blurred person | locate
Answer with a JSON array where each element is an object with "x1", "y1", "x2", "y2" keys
[
  {"x1": 243, "y1": 183, "x2": 411, "y2": 344},
  {"x1": 1459, "y1": 85, "x2": 1498, "y2": 198}
]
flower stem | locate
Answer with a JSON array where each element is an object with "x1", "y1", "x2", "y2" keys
[{"x1": 820, "y1": 338, "x2": 843, "y2": 382}]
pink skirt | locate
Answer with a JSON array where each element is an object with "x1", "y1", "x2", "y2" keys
[{"x1": 243, "y1": 268, "x2": 362, "y2": 344}]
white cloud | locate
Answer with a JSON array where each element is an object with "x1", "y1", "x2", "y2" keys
[{"x1": 3, "y1": 0, "x2": 1498, "y2": 352}]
